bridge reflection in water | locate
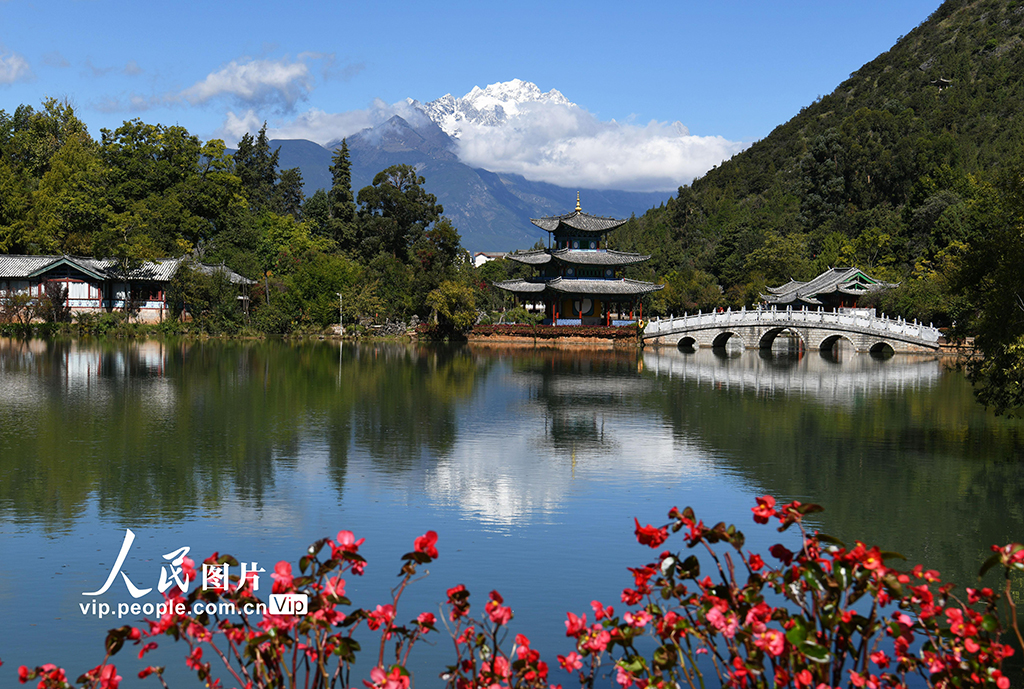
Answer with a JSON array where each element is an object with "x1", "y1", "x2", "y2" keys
[{"x1": 642, "y1": 346, "x2": 943, "y2": 408}]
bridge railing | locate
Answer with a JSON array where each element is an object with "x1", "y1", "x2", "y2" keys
[{"x1": 643, "y1": 305, "x2": 941, "y2": 345}]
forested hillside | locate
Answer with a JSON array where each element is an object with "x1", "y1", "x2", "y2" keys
[{"x1": 614, "y1": 0, "x2": 1024, "y2": 330}]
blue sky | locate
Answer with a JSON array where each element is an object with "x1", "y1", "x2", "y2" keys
[{"x1": 1, "y1": 0, "x2": 943, "y2": 190}]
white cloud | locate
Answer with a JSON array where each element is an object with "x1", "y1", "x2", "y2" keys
[
  {"x1": 451, "y1": 101, "x2": 747, "y2": 191},
  {"x1": 182, "y1": 57, "x2": 314, "y2": 111},
  {"x1": 219, "y1": 95, "x2": 747, "y2": 192},
  {"x1": 0, "y1": 50, "x2": 31, "y2": 84},
  {"x1": 218, "y1": 98, "x2": 427, "y2": 146}
]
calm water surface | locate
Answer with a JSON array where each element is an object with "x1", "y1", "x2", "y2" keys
[{"x1": 1, "y1": 338, "x2": 1022, "y2": 686}]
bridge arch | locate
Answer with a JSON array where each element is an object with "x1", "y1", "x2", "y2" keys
[
  {"x1": 869, "y1": 341, "x2": 895, "y2": 356},
  {"x1": 712, "y1": 331, "x2": 746, "y2": 349},
  {"x1": 676, "y1": 336, "x2": 698, "y2": 352},
  {"x1": 817, "y1": 333, "x2": 856, "y2": 352},
  {"x1": 757, "y1": 327, "x2": 806, "y2": 351}
]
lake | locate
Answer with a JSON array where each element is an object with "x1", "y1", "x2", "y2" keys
[{"x1": 1, "y1": 338, "x2": 1022, "y2": 686}]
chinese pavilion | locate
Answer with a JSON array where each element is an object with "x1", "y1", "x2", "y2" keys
[{"x1": 494, "y1": 196, "x2": 663, "y2": 325}]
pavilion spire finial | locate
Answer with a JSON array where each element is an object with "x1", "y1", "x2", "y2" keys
[{"x1": 575, "y1": 192, "x2": 581, "y2": 213}]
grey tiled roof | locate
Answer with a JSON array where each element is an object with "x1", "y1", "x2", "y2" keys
[
  {"x1": 552, "y1": 249, "x2": 650, "y2": 266},
  {"x1": 506, "y1": 248, "x2": 650, "y2": 267},
  {"x1": 546, "y1": 277, "x2": 663, "y2": 296},
  {"x1": 531, "y1": 210, "x2": 627, "y2": 234},
  {"x1": 0, "y1": 254, "x2": 254, "y2": 285},
  {"x1": 505, "y1": 250, "x2": 552, "y2": 266},
  {"x1": 193, "y1": 262, "x2": 256, "y2": 285},
  {"x1": 494, "y1": 277, "x2": 662, "y2": 297},
  {"x1": 762, "y1": 267, "x2": 897, "y2": 304},
  {"x1": 493, "y1": 279, "x2": 548, "y2": 293},
  {"x1": 0, "y1": 255, "x2": 66, "y2": 278}
]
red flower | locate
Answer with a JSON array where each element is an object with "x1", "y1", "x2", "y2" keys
[
  {"x1": 485, "y1": 590, "x2": 512, "y2": 625},
  {"x1": 751, "y1": 495, "x2": 777, "y2": 524},
  {"x1": 413, "y1": 530, "x2": 438, "y2": 558},
  {"x1": 271, "y1": 561, "x2": 294, "y2": 593},
  {"x1": 558, "y1": 652, "x2": 583, "y2": 671},
  {"x1": 138, "y1": 642, "x2": 158, "y2": 659},
  {"x1": 870, "y1": 651, "x2": 891, "y2": 669},
  {"x1": 416, "y1": 612, "x2": 435, "y2": 630},
  {"x1": 334, "y1": 530, "x2": 365, "y2": 555},
  {"x1": 748, "y1": 553, "x2": 765, "y2": 571},
  {"x1": 446, "y1": 584, "x2": 470, "y2": 620},
  {"x1": 634, "y1": 518, "x2": 668, "y2": 548},
  {"x1": 769, "y1": 544, "x2": 794, "y2": 565},
  {"x1": 367, "y1": 604, "x2": 396, "y2": 631},
  {"x1": 565, "y1": 611, "x2": 588, "y2": 637},
  {"x1": 591, "y1": 600, "x2": 614, "y2": 620},
  {"x1": 186, "y1": 647, "x2": 204, "y2": 671},
  {"x1": 583, "y1": 627, "x2": 611, "y2": 653},
  {"x1": 363, "y1": 666, "x2": 409, "y2": 689},
  {"x1": 324, "y1": 574, "x2": 346, "y2": 598}
]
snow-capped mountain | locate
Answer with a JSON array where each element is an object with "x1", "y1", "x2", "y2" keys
[
  {"x1": 420, "y1": 79, "x2": 575, "y2": 137},
  {"x1": 272, "y1": 78, "x2": 671, "y2": 251}
]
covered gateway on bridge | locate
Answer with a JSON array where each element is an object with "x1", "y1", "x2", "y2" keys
[
  {"x1": 494, "y1": 196, "x2": 663, "y2": 325},
  {"x1": 761, "y1": 267, "x2": 897, "y2": 310}
]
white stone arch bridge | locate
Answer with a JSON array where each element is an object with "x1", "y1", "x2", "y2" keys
[{"x1": 643, "y1": 306, "x2": 941, "y2": 353}]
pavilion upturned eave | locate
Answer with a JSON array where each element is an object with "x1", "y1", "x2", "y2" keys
[
  {"x1": 530, "y1": 210, "x2": 628, "y2": 235},
  {"x1": 505, "y1": 248, "x2": 650, "y2": 268}
]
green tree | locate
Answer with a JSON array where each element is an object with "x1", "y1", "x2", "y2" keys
[
  {"x1": 167, "y1": 263, "x2": 244, "y2": 332},
  {"x1": 356, "y1": 164, "x2": 443, "y2": 260},
  {"x1": 328, "y1": 139, "x2": 356, "y2": 225},
  {"x1": 1, "y1": 98, "x2": 91, "y2": 179},
  {"x1": 286, "y1": 252, "x2": 363, "y2": 327},
  {"x1": 30, "y1": 133, "x2": 106, "y2": 254},
  {"x1": 303, "y1": 188, "x2": 330, "y2": 238},
  {"x1": 427, "y1": 279, "x2": 477, "y2": 331},
  {"x1": 951, "y1": 173, "x2": 1024, "y2": 414},
  {"x1": 275, "y1": 167, "x2": 305, "y2": 219},
  {"x1": 100, "y1": 120, "x2": 241, "y2": 256},
  {"x1": 410, "y1": 218, "x2": 465, "y2": 312},
  {"x1": 234, "y1": 123, "x2": 279, "y2": 213}
]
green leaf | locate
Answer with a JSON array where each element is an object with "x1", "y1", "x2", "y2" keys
[
  {"x1": 681, "y1": 555, "x2": 700, "y2": 579},
  {"x1": 835, "y1": 563, "x2": 849, "y2": 589},
  {"x1": 653, "y1": 644, "x2": 678, "y2": 669},
  {"x1": 979, "y1": 553, "x2": 1001, "y2": 578},
  {"x1": 104, "y1": 628, "x2": 127, "y2": 656},
  {"x1": 817, "y1": 533, "x2": 846, "y2": 547},
  {"x1": 800, "y1": 641, "x2": 833, "y2": 663},
  {"x1": 786, "y1": 617, "x2": 808, "y2": 646}
]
